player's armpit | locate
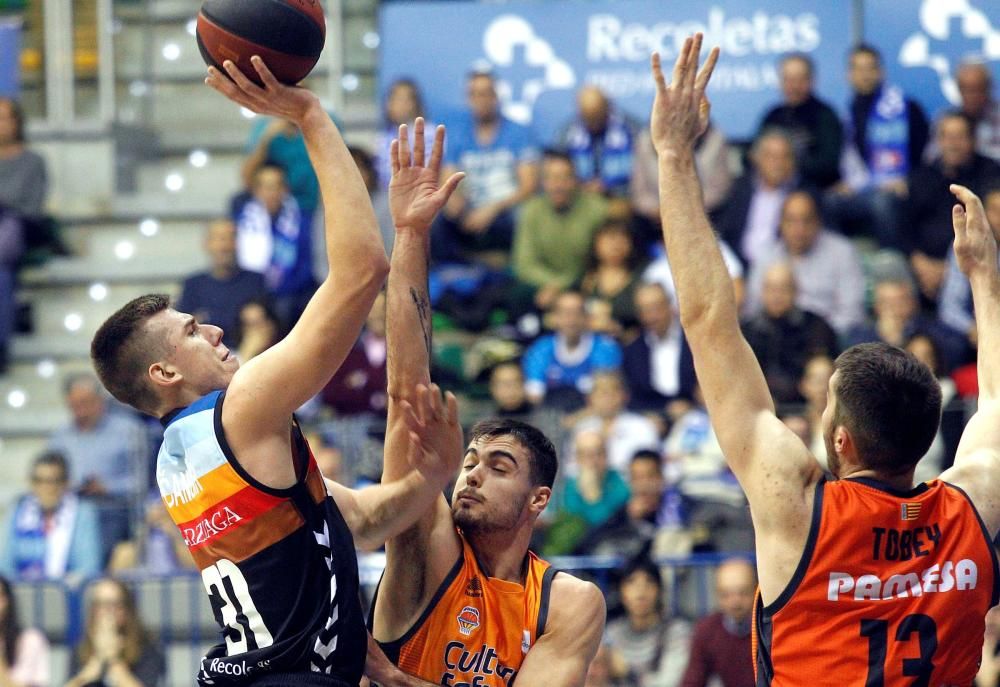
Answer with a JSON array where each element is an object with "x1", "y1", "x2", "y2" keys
[
  {"x1": 940, "y1": 443, "x2": 1000, "y2": 538},
  {"x1": 516, "y1": 575, "x2": 606, "y2": 687}
]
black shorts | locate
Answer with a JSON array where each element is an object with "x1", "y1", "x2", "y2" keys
[{"x1": 245, "y1": 672, "x2": 354, "y2": 687}]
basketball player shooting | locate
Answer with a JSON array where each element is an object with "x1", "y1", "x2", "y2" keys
[
  {"x1": 368, "y1": 117, "x2": 606, "y2": 686},
  {"x1": 91, "y1": 57, "x2": 465, "y2": 686},
  {"x1": 650, "y1": 34, "x2": 1000, "y2": 685}
]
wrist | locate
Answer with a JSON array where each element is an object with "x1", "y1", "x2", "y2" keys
[
  {"x1": 297, "y1": 100, "x2": 328, "y2": 130},
  {"x1": 657, "y1": 149, "x2": 696, "y2": 170}
]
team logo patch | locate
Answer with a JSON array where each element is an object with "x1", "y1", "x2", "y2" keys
[
  {"x1": 465, "y1": 577, "x2": 484, "y2": 598},
  {"x1": 521, "y1": 629, "x2": 531, "y2": 654},
  {"x1": 901, "y1": 502, "x2": 921, "y2": 521},
  {"x1": 457, "y1": 606, "x2": 480, "y2": 636}
]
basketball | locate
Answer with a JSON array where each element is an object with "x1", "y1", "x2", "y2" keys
[{"x1": 196, "y1": 0, "x2": 326, "y2": 86}]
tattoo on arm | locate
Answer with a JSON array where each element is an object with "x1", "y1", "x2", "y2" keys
[{"x1": 410, "y1": 287, "x2": 433, "y2": 355}]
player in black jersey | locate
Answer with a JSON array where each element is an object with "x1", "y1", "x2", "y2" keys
[{"x1": 92, "y1": 57, "x2": 464, "y2": 686}]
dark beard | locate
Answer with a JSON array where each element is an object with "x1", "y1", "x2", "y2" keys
[{"x1": 452, "y1": 492, "x2": 526, "y2": 534}]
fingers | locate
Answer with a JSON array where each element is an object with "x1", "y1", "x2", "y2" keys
[
  {"x1": 950, "y1": 183, "x2": 981, "y2": 209},
  {"x1": 250, "y1": 55, "x2": 281, "y2": 91},
  {"x1": 399, "y1": 399, "x2": 423, "y2": 438},
  {"x1": 444, "y1": 391, "x2": 459, "y2": 426},
  {"x1": 222, "y1": 59, "x2": 266, "y2": 100},
  {"x1": 429, "y1": 383, "x2": 444, "y2": 421},
  {"x1": 205, "y1": 67, "x2": 252, "y2": 108},
  {"x1": 684, "y1": 33, "x2": 703, "y2": 94},
  {"x1": 695, "y1": 46, "x2": 720, "y2": 95},
  {"x1": 952, "y1": 203, "x2": 968, "y2": 242},
  {"x1": 433, "y1": 172, "x2": 466, "y2": 205},
  {"x1": 390, "y1": 139, "x2": 401, "y2": 176},
  {"x1": 672, "y1": 35, "x2": 691, "y2": 88},
  {"x1": 650, "y1": 52, "x2": 668, "y2": 94},
  {"x1": 429, "y1": 125, "x2": 446, "y2": 174},
  {"x1": 413, "y1": 117, "x2": 426, "y2": 168},
  {"x1": 397, "y1": 123, "x2": 411, "y2": 170}
]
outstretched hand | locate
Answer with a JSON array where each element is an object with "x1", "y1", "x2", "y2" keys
[
  {"x1": 389, "y1": 118, "x2": 465, "y2": 234},
  {"x1": 950, "y1": 184, "x2": 999, "y2": 279},
  {"x1": 205, "y1": 56, "x2": 319, "y2": 125},
  {"x1": 649, "y1": 33, "x2": 720, "y2": 156},
  {"x1": 400, "y1": 384, "x2": 464, "y2": 487}
]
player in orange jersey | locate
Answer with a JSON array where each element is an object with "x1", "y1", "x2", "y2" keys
[
  {"x1": 370, "y1": 117, "x2": 606, "y2": 686},
  {"x1": 648, "y1": 34, "x2": 1000, "y2": 686}
]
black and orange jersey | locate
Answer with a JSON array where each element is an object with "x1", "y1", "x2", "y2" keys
[
  {"x1": 754, "y1": 476, "x2": 999, "y2": 686},
  {"x1": 374, "y1": 533, "x2": 557, "y2": 686},
  {"x1": 157, "y1": 391, "x2": 366, "y2": 685}
]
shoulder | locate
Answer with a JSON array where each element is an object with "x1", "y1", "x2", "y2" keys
[
  {"x1": 18, "y1": 627, "x2": 49, "y2": 651},
  {"x1": 594, "y1": 334, "x2": 622, "y2": 351},
  {"x1": 545, "y1": 573, "x2": 606, "y2": 632},
  {"x1": 527, "y1": 335, "x2": 557, "y2": 354}
]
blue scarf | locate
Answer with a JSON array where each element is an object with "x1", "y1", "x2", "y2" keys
[
  {"x1": 866, "y1": 84, "x2": 910, "y2": 185},
  {"x1": 563, "y1": 110, "x2": 635, "y2": 194},
  {"x1": 237, "y1": 197, "x2": 314, "y2": 296}
]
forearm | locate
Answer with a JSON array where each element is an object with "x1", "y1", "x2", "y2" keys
[
  {"x1": 970, "y1": 271, "x2": 1000, "y2": 401},
  {"x1": 352, "y1": 471, "x2": 443, "y2": 550},
  {"x1": 299, "y1": 105, "x2": 385, "y2": 276},
  {"x1": 657, "y1": 152, "x2": 738, "y2": 330}
]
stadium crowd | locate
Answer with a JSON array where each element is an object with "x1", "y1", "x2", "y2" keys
[{"x1": 1, "y1": 42, "x2": 1000, "y2": 687}]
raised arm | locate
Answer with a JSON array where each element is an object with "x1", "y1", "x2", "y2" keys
[
  {"x1": 650, "y1": 38, "x2": 821, "y2": 559},
  {"x1": 373, "y1": 120, "x2": 467, "y2": 642},
  {"x1": 205, "y1": 58, "x2": 388, "y2": 433},
  {"x1": 939, "y1": 184, "x2": 1000, "y2": 535}
]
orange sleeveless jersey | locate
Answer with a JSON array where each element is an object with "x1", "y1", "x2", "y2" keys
[
  {"x1": 753, "y1": 476, "x2": 1000, "y2": 686},
  {"x1": 375, "y1": 534, "x2": 557, "y2": 686}
]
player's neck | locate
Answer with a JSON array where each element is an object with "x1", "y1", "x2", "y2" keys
[
  {"x1": 837, "y1": 465, "x2": 914, "y2": 492},
  {"x1": 467, "y1": 529, "x2": 532, "y2": 583}
]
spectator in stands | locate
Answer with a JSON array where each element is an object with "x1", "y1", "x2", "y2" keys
[
  {"x1": 558, "y1": 430, "x2": 631, "y2": 530},
  {"x1": 680, "y1": 558, "x2": 756, "y2": 687},
  {"x1": 557, "y1": 86, "x2": 640, "y2": 197},
  {"x1": 242, "y1": 116, "x2": 319, "y2": 219},
  {"x1": 48, "y1": 374, "x2": 148, "y2": 561},
  {"x1": 577, "y1": 220, "x2": 648, "y2": 337},
  {"x1": 742, "y1": 262, "x2": 838, "y2": 403},
  {"x1": 758, "y1": 54, "x2": 843, "y2": 189},
  {"x1": 175, "y1": 219, "x2": 269, "y2": 348},
  {"x1": 632, "y1": 122, "x2": 732, "y2": 225},
  {"x1": 570, "y1": 371, "x2": 661, "y2": 474},
  {"x1": 746, "y1": 191, "x2": 865, "y2": 336},
  {"x1": 623, "y1": 282, "x2": 696, "y2": 414},
  {"x1": 798, "y1": 354, "x2": 835, "y2": 465},
  {"x1": 0, "y1": 452, "x2": 101, "y2": 582},
  {"x1": 67, "y1": 578, "x2": 165, "y2": 687},
  {"x1": 605, "y1": 558, "x2": 692, "y2": 686},
  {"x1": 845, "y1": 277, "x2": 967, "y2": 373},
  {"x1": 350, "y1": 146, "x2": 394, "y2": 257},
  {"x1": 0, "y1": 98, "x2": 47, "y2": 221},
  {"x1": 107, "y1": 498, "x2": 195, "y2": 574},
  {"x1": 512, "y1": 149, "x2": 609, "y2": 311},
  {"x1": 488, "y1": 361, "x2": 534, "y2": 420},
  {"x1": 435, "y1": 70, "x2": 538, "y2": 264},
  {"x1": 320, "y1": 291, "x2": 388, "y2": 417},
  {"x1": 235, "y1": 164, "x2": 316, "y2": 328},
  {"x1": 577, "y1": 451, "x2": 686, "y2": 559},
  {"x1": 233, "y1": 298, "x2": 282, "y2": 364},
  {"x1": 827, "y1": 44, "x2": 930, "y2": 251},
  {"x1": 0, "y1": 204, "x2": 22, "y2": 374},
  {"x1": 939, "y1": 184, "x2": 1000, "y2": 349},
  {"x1": 663, "y1": 390, "x2": 750, "y2": 553},
  {"x1": 956, "y1": 59, "x2": 1000, "y2": 160},
  {"x1": 905, "y1": 111, "x2": 1000, "y2": 301},
  {"x1": 0, "y1": 575, "x2": 49, "y2": 687},
  {"x1": 714, "y1": 129, "x2": 804, "y2": 267},
  {"x1": 375, "y1": 79, "x2": 435, "y2": 190},
  {"x1": 523, "y1": 290, "x2": 622, "y2": 409}
]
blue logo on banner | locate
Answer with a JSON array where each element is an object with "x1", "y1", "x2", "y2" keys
[
  {"x1": 379, "y1": 0, "x2": 854, "y2": 142},
  {"x1": 0, "y1": 18, "x2": 20, "y2": 97},
  {"x1": 865, "y1": 0, "x2": 1000, "y2": 116}
]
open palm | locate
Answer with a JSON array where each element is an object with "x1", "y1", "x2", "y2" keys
[{"x1": 389, "y1": 118, "x2": 465, "y2": 233}]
